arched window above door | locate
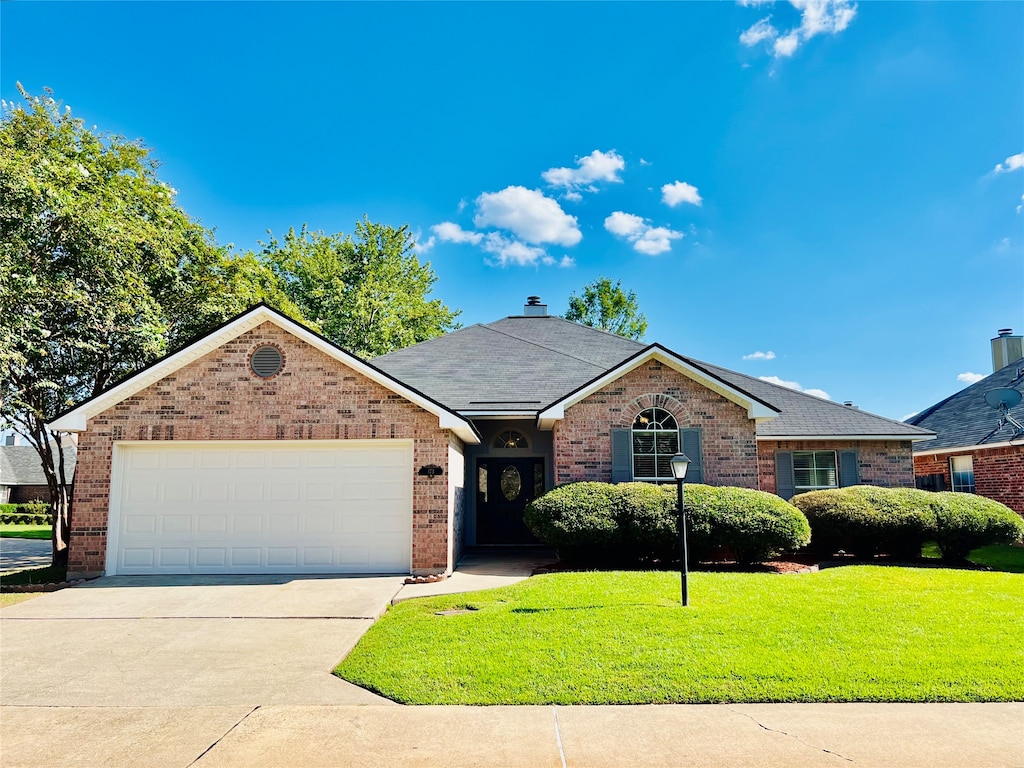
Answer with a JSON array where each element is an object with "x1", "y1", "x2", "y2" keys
[{"x1": 493, "y1": 430, "x2": 530, "y2": 450}]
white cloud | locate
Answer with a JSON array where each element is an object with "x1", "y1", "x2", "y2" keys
[
  {"x1": 558, "y1": 255, "x2": 576, "y2": 268},
  {"x1": 415, "y1": 235, "x2": 436, "y2": 254},
  {"x1": 639, "y1": 158, "x2": 652, "y2": 166},
  {"x1": 604, "y1": 211, "x2": 684, "y2": 255},
  {"x1": 993, "y1": 152, "x2": 1024, "y2": 174},
  {"x1": 661, "y1": 180, "x2": 703, "y2": 208},
  {"x1": 793, "y1": 0, "x2": 857, "y2": 38},
  {"x1": 480, "y1": 233, "x2": 548, "y2": 267},
  {"x1": 564, "y1": 191, "x2": 583, "y2": 202},
  {"x1": 740, "y1": 17, "x2": 778, "y2": 47},
  {"x1": 604, "y1": 211, "x2": 646, "y2": 238},
  {"x1": 759, "y1": 375, "x2": 831, "y2": 400},
  {"x1": 901, "y1": 412, "x2": 919, "y2": 422},
  {"x1": 743, "y1": 350, "x2": 776, "y2": 361},
  {"x1": 432, "y1": 221, "x2": 483, "y2": 245},
  {"x1": 542, "y1": 150, "x2": 625, "y2": 193},
  {"x1": 774, "y1": 31, "x2": 800, "y2": 57},
  {"x1": 957, "y1": 371, "x2": 985, "y2": 385},
  {"x1": 1017, "y1": 194, "x2": 1023, "y2": 214},
  {"x1": 740, "y1": 0, "x2": 857, "y2": 59},
  {"x1": 474, "y1": 186, "x2": 582, "y2": 246}
]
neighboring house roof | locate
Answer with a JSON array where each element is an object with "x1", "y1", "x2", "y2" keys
[
  {"x1": 0, "y1": 444, "x2": 77, "y2": 486},
  {"x1": 906, "y1": 357, "x2": 1024, "y2": 452},
  {"x1": 46, "y1": 305, "x2": 480, "y2": 444},
  {"x1": 376, "y1": 313, "x2": 935, "y2": 441}
]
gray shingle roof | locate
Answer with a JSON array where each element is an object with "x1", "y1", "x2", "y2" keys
[
  {"x1": 692, "y1": 361, "x2": 933, "y2": 438},
  {"x1": 375, "y1": 314, "x2": 934, "y2": 440},
  {"x1": 906, "y1": 357, "x2": 1024, "y2": 451},
  {"x1": 0, "y1": 444, "x2": 77, "y2": 486}
]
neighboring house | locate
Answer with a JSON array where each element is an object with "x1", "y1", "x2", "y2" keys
[
  {"x1": 0, "y1": 442, "x2": 78, "y2": 505},
  {"x1": 907, "y1": 329, "x2": 1024, "y2": 514},
  {"x1": 48, "y1": 300, "x2": 933, "y2": 579}
]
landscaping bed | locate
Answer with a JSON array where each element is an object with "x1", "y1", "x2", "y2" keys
[{"x1": 336, "y1": 565, "x2": 1024, "y2": 705}]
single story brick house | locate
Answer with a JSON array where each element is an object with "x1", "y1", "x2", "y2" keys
[
  {"x1": 0, "y1": 442, "x2": 77, "y2": 505},
  {"x1": 49, "y1": 300, "x2": 933, "y2": 579},
  {"x1": 908, "y1": 329, "x2": 1024, "y2": 513}
]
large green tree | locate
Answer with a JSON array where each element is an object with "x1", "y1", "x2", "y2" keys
[
  {"x1": 259, "y1": 219, "x2": 460, "y2": 357},
  {"x1": 564, "y1": 277, "x2": 648, "y2": 340},
  {"x1": 0, "y1": 86, "x2": 285, "y2": 566}
]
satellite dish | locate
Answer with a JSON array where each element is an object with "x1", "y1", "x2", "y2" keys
[{"x1": 985, "y1": 388, "x2": 1023, "y2": 409}]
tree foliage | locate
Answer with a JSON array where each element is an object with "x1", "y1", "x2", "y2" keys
[
  {"x1": 564, "y1": 277, "x2": 647, "y2": 340},
  {"x1": 258, "y1": 219, "x2": 460, "y2": 358},
  {"x1": 0, "y1": 86, "x2": 281, "y2": 565}
]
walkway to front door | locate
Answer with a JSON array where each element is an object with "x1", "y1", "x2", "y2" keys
[{"x1": 476, "y1": 457, "x2": 544, "y2": 545}]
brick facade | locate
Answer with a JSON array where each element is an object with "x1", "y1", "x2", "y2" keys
[
  {"x1": 553, "y1": 360, "x2": 759, "y2": 487},
  {"x1": 758, "y1": 440, "x2": 915, "y2": 495},
  {"x1": 69, "y1": 322, "x2": 457, "y2": 577},
  {"x1": 8, "y1": 484, "x2": 52, "y2": 504},
  {"x1": 914, "y1": 445, "x2": 1024, "y2": 514}
]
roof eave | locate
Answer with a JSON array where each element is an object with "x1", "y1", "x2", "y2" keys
[{"x1": 757, "y1": 433, "x2": 937, "y2": 443}]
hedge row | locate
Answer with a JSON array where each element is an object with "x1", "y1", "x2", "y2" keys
[
  {"x1": 0, "y1": 502, "x2": 53, "y2": 526},
  {"x1": 792, "y1": 486, "x2": 1023, "y2": 560},
  {"x1": 524, "y1": 482, "x2": 810, "y2": 566}
]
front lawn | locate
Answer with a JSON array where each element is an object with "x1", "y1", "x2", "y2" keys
[
  {"x1": 336, "y1": 566, "x2": 1023, "y2": 704},
  {"x1": 0, "y1": 524, "x2": 51, "y2": 540}
]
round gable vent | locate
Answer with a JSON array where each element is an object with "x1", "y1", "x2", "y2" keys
[{"x1": 250, "y1": 345, "x2": 284, "y2": 378}]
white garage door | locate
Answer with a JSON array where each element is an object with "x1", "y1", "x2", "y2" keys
[{"x1": 108, "y1": 441, "x2": 413, "y2": 575}]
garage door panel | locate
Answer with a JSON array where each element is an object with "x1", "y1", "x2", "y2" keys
[
  {"x1": 112, "y1": 441, "x2": 414, "y2": 575},
  {"x1": 199, "y1": 450, "x2": 231, "y2": 469}
]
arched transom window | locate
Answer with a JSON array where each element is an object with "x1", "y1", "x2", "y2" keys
[
  {"x1": 493, "y1": 430, "x2": 529, "y2": 450},
  {"x1": 632, "y1": 407, "x2": 679, "y2": 481}
]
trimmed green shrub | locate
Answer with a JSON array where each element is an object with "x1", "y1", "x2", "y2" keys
[
  {"x1": 524, "y1": 482, "x2": 620, "y2": 562},
  {"x1": 793, "y1": 486, "x2": 936, "y2": 559},
  {"x1": 0, "y1": 502, "x2": 54, "y2": 526},
  {"x1": 615, "y1": 482, "x2": 677, "y2": 562},
  {"x1": 930, "y1": 492, "x2": 1024, "y2": 561},
  {"x1": 845, "y1": 486, "x2": 936, "y2": 559},
  {"x1": 672, "y1": 484, "x2": 811, "y2": 565},
  {"x1": 527, "y1": 482, "x2": 810, "y2": 566}
]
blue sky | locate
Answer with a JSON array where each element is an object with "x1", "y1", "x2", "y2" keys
[{"x1": 2, "y1": 1, "x2": 1022, "y2": 423}]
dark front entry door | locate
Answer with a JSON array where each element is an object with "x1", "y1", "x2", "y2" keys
[{"x1": 476, "y1": 457, "x2": 544, "y2": 545}]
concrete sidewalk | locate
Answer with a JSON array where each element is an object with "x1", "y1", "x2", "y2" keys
[
  {"x1": 2, "y1": 702, "x2": 1020, "y2": 767},
  {"x1": 394, "y1": 547, "x2": 557, "y2": 602}
]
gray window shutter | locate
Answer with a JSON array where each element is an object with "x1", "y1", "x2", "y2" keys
[
  {"x1": 680, "y1": 428, "x2": 703, "y2": 483},
  {"x1": 611, "y1": 429, "x2": 632, "y2": 483},
  {"x1": 839, "y1": 451, "x2": 859, "y2": 487},
  {"x1": 775, "y1": 451, "x2": 795, "y2": 500}
]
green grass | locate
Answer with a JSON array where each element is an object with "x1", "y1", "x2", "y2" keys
[
  {"x1": 336, "y1": 567, "x2": 1024, "y2": 704},
  {"x1": 920, "y1": 540, "x2": 1024, "y2": 572},
  {"x1": 0, "y1": 593, "x2": 40, "y2": 608},
  {"x1": 967, "y1": 544, "x2": 1024, "y2": 573},
  {"x1": 0, "y1": 564, "x2": 65, "y2": 586},
  {"x1": 0, "y1": 524, "x2": 51, "y2": 540}
]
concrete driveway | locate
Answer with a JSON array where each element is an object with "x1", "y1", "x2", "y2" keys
[{"x1": 0, "y1": 574, "x2": 405, "y2": 707}]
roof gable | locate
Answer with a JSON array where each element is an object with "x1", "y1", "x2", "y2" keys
[
  {"x1": 537, "y1": 344, "x2": 780, "y2": 426},
  {"x1": 46, "y1": 305, "x2": 480, "y2": 444}
]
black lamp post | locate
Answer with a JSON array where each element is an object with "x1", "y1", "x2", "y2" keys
[{"x1": 670, "y1": 452, "x2": 691, "y2": 607}]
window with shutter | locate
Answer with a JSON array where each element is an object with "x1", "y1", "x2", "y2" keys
[{"x1": 631, "y1": 408, "x2": 679, "y2": 481}]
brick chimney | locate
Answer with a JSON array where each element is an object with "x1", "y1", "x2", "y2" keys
[{"x1": 991, "y1": 328, "x2": 1024, "y2": 372}]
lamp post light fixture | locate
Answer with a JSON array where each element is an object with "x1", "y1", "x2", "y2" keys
[{"x1": 669, "y1": 452, "x2": 691, "y2": 607}]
